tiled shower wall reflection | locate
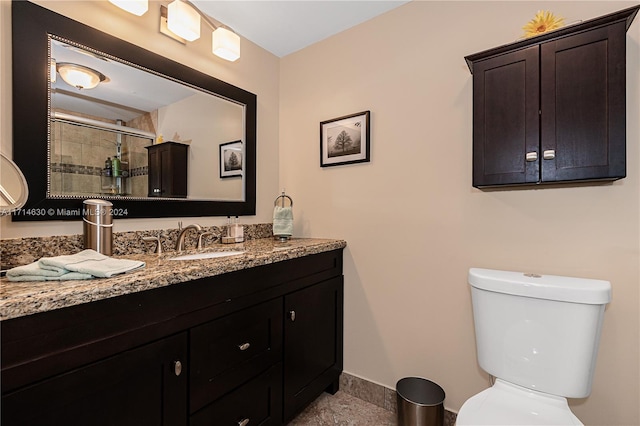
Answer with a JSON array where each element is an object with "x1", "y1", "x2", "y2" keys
[{"x1": 50, "y1": 113, "x2": 151, "y2": 197}]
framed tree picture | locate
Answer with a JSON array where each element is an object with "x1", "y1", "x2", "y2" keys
[
  {"x1": 219, "y1": 140, "x2": 243, "y2": 178},
  {"x1": 320, "y1": 110, "x2": 370, "y2": 167}
]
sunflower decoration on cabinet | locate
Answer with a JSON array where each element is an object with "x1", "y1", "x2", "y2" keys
[{"x1": 522, "y1": 10, "x2": 565, "y2": 38}]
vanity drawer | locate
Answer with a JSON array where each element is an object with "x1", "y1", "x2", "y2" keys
[
  {"x1": 190, "y1": 298, "x2": 282, "y2": 414},
  {"x1": 190, "y1": 363, "x2": 282, "y2": 426}
]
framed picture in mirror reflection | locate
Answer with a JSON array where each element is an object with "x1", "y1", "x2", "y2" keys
[{"x1": 220, "y1": 141, "x2": 243, "y2": 178}]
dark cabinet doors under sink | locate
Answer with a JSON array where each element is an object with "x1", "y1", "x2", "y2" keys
[
  {"x1": 2, "y1": 333, "x2": 188, "y2": 425},
  {"x1": 283, "y1": 276, "x2": 344, "y2": 422},
  {"x1": 1, "y1": 249, "x2": 345, "y2": 425}
]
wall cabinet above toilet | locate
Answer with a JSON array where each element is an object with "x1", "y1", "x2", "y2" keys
[{"x1": 465, "y1": 6, "x2": 639, "y2": 188}]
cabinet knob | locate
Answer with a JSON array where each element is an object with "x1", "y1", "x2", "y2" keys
[
  {"x1": 238, "y1": 342, "x2": 251, "y2": 351},
  {"x1": 237, "y1": 419, "x2": 250, "y2": 426},
  {"x1": 543, "y1": 149, "x2": 556, "y2": 160},
  {"x1": 525, "y1": 152, "x2": 538, "y2": 162},
  {"x1": 289, "y1": 310, "x2": 296, "y2": 322},
  {"x1": 172, "y1": 360, "x2": 182, "y2": 377}
]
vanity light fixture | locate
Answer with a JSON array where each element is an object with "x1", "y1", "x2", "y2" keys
[
  {"x1": 109, "y1": 0, "x2": 241, "y2": 62},
  {"x1": 108, "y1": 0, "x2": 149, "y2": 16},
  {"x1": 57, "y1": 63, "x2": 108, "y2": 90},
  {"x1": 212, "y1": 27, "x2": 241, "y2": 62},
  {"x1": 165, "y1": 0, "x2": 240, "y2": 62},
  {"x1": 167, "y1": 0, "x2": 201, "y2": 42}
]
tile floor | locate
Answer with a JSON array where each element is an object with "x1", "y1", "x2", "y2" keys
[{"x1": 288, "y1": 391, "x2": 398, "y2": 425}]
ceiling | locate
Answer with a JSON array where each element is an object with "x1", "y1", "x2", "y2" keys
[
  {"x1": 52, "y1": 39, "x2": 198, "y2": 121},
  {"x1": 191, "y1": 0, "x2": 411, "y2": 58},
  {"x1": 51, "y1": 1, "x2": 412, "y2": 120}
]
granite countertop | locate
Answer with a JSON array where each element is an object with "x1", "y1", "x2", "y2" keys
[{"x1": 0, "y1": 238, "x2": 346, "y2": 321}]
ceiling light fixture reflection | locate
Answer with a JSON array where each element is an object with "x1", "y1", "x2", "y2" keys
[
  {"x1": 50, "y1": 58, "x2": 57, "y2": 83},
  {"x1": 108, "y1": 0, "x2": 149, "y2": 16},
  {"x1": 56, "y1": 63, "x2": 108, "y2": 90}
]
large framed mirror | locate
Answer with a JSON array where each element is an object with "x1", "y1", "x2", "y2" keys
[{"x1": 11, "y1": 1, "x2": 256, "y2": 221}]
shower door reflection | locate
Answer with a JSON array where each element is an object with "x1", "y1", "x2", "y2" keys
[{"x1": 50, "y1": 120, "x2": 152, "y2": 197}]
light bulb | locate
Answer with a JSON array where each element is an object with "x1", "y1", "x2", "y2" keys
[
  {"x1": 108, "y1": 0, "x2": 148, "y2": 16},
  {"x1": 57, "y1": 63, "x2": 106, "y2": 90},
  {"x1": 212, "y1": 27, "x2": 240, "y2": 62},
  {"x1": 167, "y1": 0, "x2": 201, "y2": 42}
]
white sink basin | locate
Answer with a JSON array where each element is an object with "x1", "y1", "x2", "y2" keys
[{"x1": 169, "y1": 251, "x2": 244, "y2": 261}]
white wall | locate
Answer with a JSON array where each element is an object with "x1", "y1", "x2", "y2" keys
[
  {"x1": 279, "y1": 2, "x2": 639, "y2": 424},
  {"x1": 0, "y1": 0, "x2": 280, "y2": 238},
  {"x1": 157, "y1": 94, "x2": 244, "y2": 200}
]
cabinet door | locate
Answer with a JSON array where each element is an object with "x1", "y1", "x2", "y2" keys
[
  {"x1": 147, "y1": 143, "x2": 188, "y2": 197},
  {"x1": 541, "y1": 22, "x2": 626, "y2": 182},
  {"x1": 283, "y1": 276, "x2": 344, "y2": 421},
  {"x1": 164, "y1": 144, "x2": 188, "y2": 197},
  {"x1": 2, "y1": 333, "x2": 188, "y2": 426},
  {"x1": 159, "y1": 146, "x2": 173, "y2": 195},
  {"x1": 148, "y1": 146, "x2": 163, "y2": 196},
  {"x1": 472, "y1": 45, "x2": 540, "y2": 187}
]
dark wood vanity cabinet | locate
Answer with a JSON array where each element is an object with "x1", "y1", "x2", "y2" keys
[
  {"x1": 1, "y1": 249, "x2": 344, "y2": 425},
  {"x1": 283, "y1": 276, "x2": 343, "y2": 422},
  {"x1": 466, "y1": 6, "x2": 638, "y2": 188},
  {"x1": 189, "y1": 298, "x2": 284, "y2": 419},
  {"x1": 2, "y1": 333, "x2": 188, "y2": 425},
  {"x1": 146, "y1": 142, "x2": 188, "y2": 197},
  {"x1": 191, "y1": 363, "x2": 283, "y2": 426}
]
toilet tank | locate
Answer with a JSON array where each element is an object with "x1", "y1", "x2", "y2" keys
[{"x1": 468, "y1": 268, "x2": 611, "y2": 398}]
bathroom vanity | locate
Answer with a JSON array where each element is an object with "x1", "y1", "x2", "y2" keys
[{"x1": 0, "y1": 238, "x2": 345, "y2": 425}]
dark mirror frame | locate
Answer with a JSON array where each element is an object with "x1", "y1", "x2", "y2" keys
[{"x1": 11, "y1": 1, "x2": 256, "y2": 221}]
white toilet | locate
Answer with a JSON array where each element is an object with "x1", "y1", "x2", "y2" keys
[{"x1": 457, "y1": 268, "x2": 611, "y2": 426}]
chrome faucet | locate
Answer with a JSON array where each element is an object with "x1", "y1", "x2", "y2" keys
[
  {"x1": 175, "y1": 222, "x2": 202, "y2": 252},
  {"x1": 142, "y1": 232, "x2": 164, "y2": 254}
]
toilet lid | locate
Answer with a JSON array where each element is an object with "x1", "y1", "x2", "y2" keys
[{"x1": 456, "y1": 380, "x2": 583, "y2": 426}]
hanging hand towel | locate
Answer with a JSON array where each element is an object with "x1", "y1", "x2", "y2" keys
[{"x1": 273, "y1": 205, "x2": 293, "y2": 236}]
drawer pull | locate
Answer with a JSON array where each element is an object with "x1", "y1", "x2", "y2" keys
[
  {"x1": 238, "y1": 342, "x2": 251, "y2": 351},
  {"x1": 172, "y1": 360, "x2": 182, "y2": 377},
  {"x1": 543, "y1": 149, "x2": 556, "y2": 160},
  {"x1": 238, "y1": 418, "x2": 250, "y2": 426},
  {"x1": 289, "y1": 310, "x2": 296, "y2": 322},
  {"x1": 525, "y1": 151, "x2": 538, "y2": 162}
]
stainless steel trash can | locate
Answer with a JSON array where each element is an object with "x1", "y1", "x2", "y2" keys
[
  {"x1": 83, "y1": 199, "x2": 113, "y2": 255},
  {"x1": 396, "y1": 377, "x2": 445, "y2": 426}
]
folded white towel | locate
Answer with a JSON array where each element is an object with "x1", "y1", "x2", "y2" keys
[
  {"x1": 39, "y1": 249, "x2": 145, "y2": 278},
  {"x1": 6, "y1": 249, "x2": 145, "y2": 282},
  {"x1": 273, "y1": 206, "x2": 293, "y2": 236},
  {"x1": 6, "y1": 261, "x2": 93, "y2": 281}
]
